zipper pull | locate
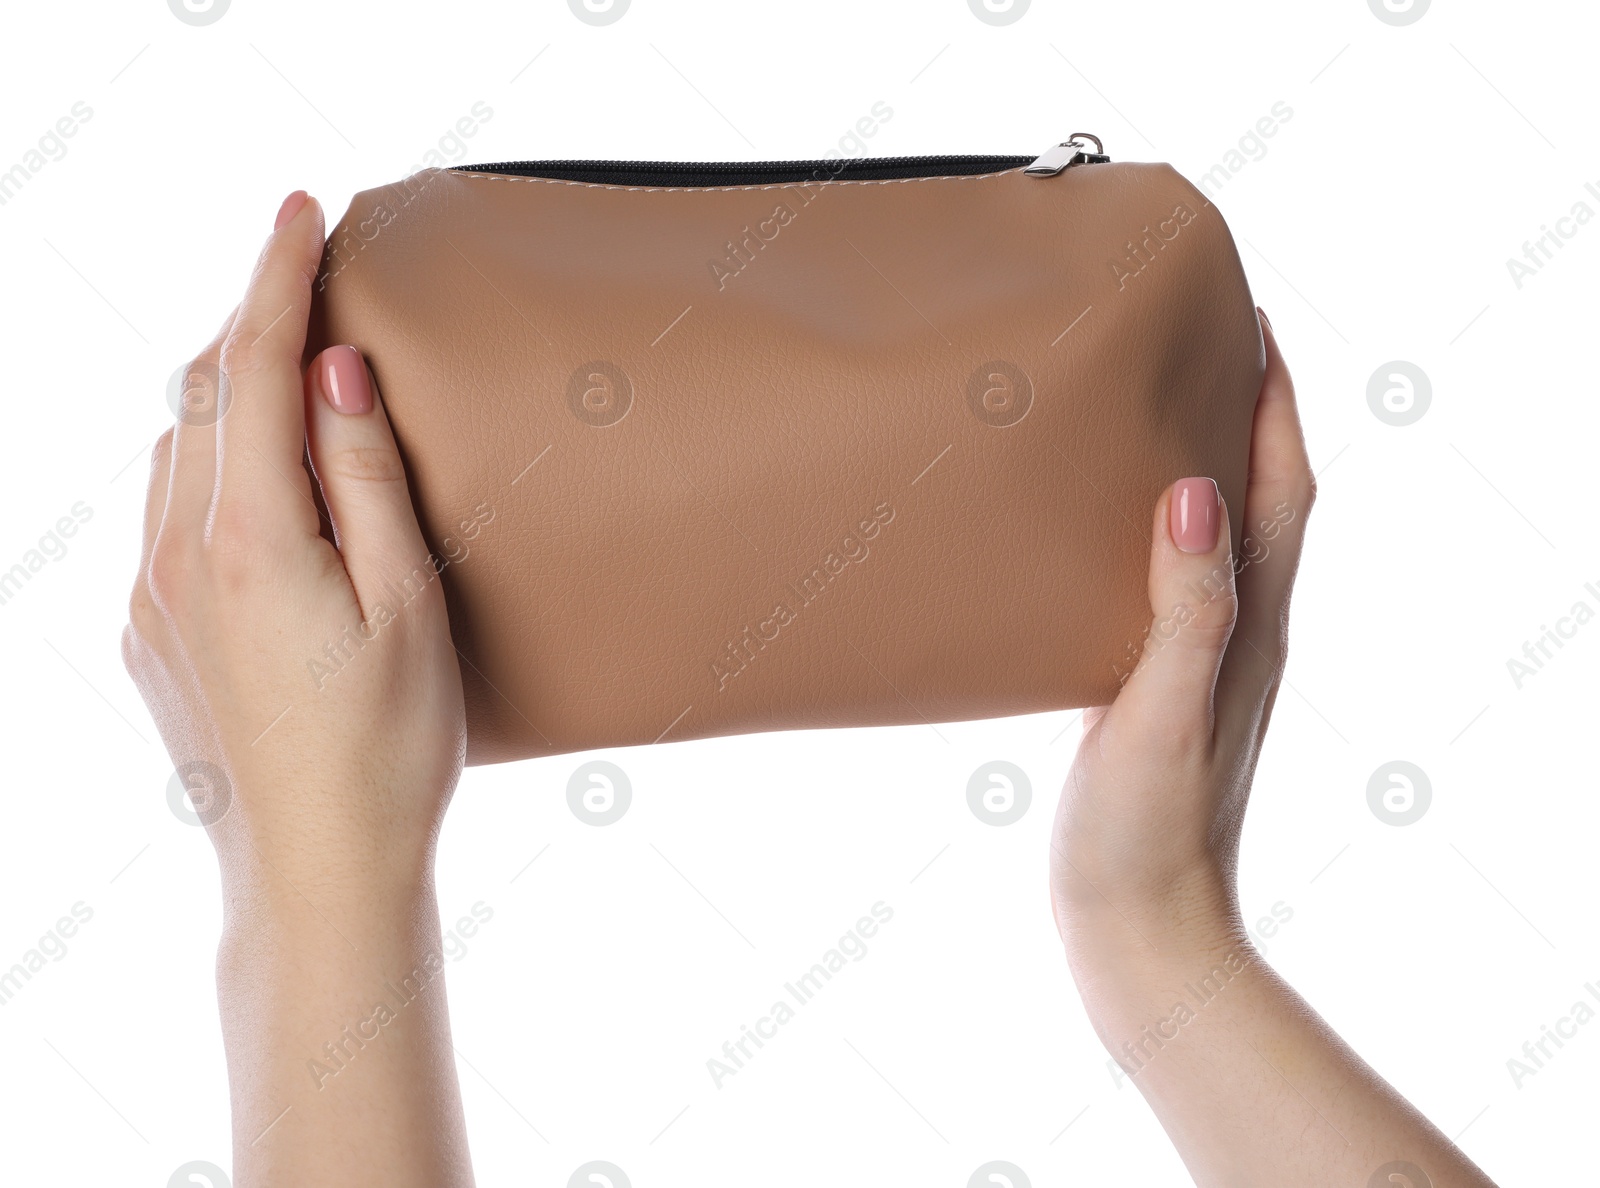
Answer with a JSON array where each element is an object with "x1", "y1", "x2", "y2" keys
[{"x1": 1025, "y1": 133, "x2": 1107, "y2": 176}]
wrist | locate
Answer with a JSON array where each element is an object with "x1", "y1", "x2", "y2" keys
[
  {"x1": 1066, "y1": 925, "x2": 1269, "y2": 1092},
  {"x1": 212, "y1": 814, "x2": 438, "y2": 909},
  {"x1": 1054, "y1": 850, "x2": 1238, "y2": 944},
  {"x1": 1053, "y1": 862, "x2": 1249, "y2": 1007},
  {"x1": 217, "y1": 860, "x2": 439, "y2": 955}
]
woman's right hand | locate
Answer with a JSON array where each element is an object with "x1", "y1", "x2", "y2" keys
[
  {"x1": 1050, "y1": 310, "x2": 1311, "y2": 955},
  {"x1": 1049, "y1": 312, "x2": 1497, "y2": 1187}
]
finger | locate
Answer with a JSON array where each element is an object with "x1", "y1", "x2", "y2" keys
[
  {"x1": 215, "y1": 191, "x2": 325, "y2": 522},
  {"x1": 1103, "y1": 478, "x2": 1237, "y2": 755},
  {"x1": 305, "y1": 345, "x2": 434, "y2": 614},
  {"x1": 129, "y1": 431, "x2": 176, "y2": 667},
  {"x1": 139, "y1": 428, "x2": 175, "y2": 575},
  {"x1": 165, "y1": 311, "x2": 237, "y2": 535},
  {"x1": 1217, "y1": 311, "x2": 1315, "y2": 734}
]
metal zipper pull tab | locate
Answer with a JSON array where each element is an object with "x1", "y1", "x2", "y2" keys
[{"x1": 1025, "y1": 133, "x2": 1107, "y2": 176}]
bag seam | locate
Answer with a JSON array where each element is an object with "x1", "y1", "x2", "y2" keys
[{"x1": 446, "y1": 167, "x2": 1023, "y2": 193}]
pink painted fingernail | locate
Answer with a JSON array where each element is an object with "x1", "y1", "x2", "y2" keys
[
  {"x1": 1170, "y1": 477, "x2": 1220, "y2": 554},
  {"x1": 321, "y1": 346, "x2": 373, "y2": 415},
  {"x1": 274, "y1": 190, "x2": 309, "y2": 231}
]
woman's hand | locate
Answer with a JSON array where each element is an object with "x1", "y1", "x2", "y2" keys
[
  {"x1": 125, "y1": 189, "x2": 465, "y2": 898},
  {"x1": 124, "y1": 191, "x2": 474, "y2": 1187},
  {"x1": 1050, "y1": 312, "x2": 1497, "y2": 1187},
  {"x1": 1050, "y1": 309, "x2": 1310, "y2": 953}
]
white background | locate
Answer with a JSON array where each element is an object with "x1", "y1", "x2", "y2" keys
[{"x1": 1, "y1": 1, "x2": 1594, "y2": 1184}]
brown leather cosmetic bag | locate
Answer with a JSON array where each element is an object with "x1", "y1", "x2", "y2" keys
[{"x1": 307, "y1": 135, "x2": 1264, "y2": 765}]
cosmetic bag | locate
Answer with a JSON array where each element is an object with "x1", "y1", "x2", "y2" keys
[{"x1": 307, "y1": 134, "x2": 1263, "y2": 764}]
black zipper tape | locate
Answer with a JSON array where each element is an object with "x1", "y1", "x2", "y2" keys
[{"x1": 457, "y1": 155, "x2": 1048, "y2": 187}]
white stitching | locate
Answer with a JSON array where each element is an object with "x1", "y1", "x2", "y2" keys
[{"x1": 445, "y1": 166, "x2": 1023, "y2": 193}]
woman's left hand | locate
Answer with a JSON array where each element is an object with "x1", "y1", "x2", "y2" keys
[{"x1": 124, "y1": 190, "x2": 467, "y2": 900}]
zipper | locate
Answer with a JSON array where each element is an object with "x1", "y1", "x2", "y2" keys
[
  {"x1": 459, "y1": 134, "x2": 1107, "y2": 187},
  {"x1": 1023, "y1": 133, "x2": 1107, "y2": 177}
]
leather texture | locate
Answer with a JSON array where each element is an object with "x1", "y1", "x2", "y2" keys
[{"x1": 308, "y1": 160, "x2": 1264, "y2": 765}]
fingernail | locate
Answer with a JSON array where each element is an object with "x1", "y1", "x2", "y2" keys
[
  {"x1": 1257, "y1": 305, "x2": 1272, "y2": 329},
  {"x1": 274, "y1": 190, "x2": 309, "y2": 231},
  {"x1": 1170, "y1": 477, "x2": 1220, "y2": 554},
  {"x1": 321, "y1": 346, "x2": 373, "y2": 415}
]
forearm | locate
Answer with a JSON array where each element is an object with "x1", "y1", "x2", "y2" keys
[
  {"x1": 216, "y1": 875, "x2": 474, "y2": 1187},
  {"x1": 1065, "y1": 904, "x2": 1494, "y2": 1188}
]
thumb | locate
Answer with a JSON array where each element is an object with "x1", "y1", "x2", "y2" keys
[
  {"x1": 1105, "y1": 477, "x2": 1237, "y2": 753},
  {"x1": 304, "y1": 344, "x2": 433, "y2": 612}
]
